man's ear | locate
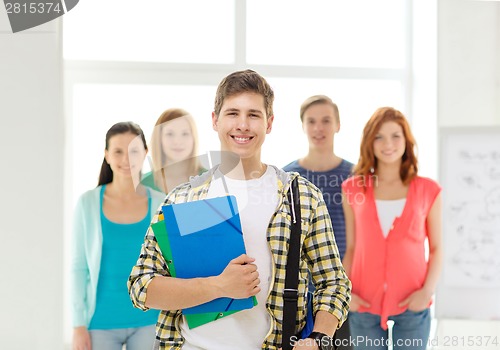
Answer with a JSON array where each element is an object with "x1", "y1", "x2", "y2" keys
[
  {"x1": 212, "y1": 111, "x2": 218, "y2": 131},
  {"x1": 266, "y1": 115, "x2": 274, "y2": 134}
]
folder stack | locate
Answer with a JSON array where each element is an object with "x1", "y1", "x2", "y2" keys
[{"x1": 152, "y1": 195, "x2": 257, "y2": 328}]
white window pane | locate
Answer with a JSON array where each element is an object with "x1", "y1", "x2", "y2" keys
[
  {"x1": 247, "y1": 0, "x2": 406, "y2": 68},
  {"x1": 263, "y1": 78, "x2": 405, "y2": 167},
  {"x1": 63, "y1": 0, "x2": 234, "y2": 63},
  {"x1": 71, "y1": 84, "x2": 218, "y2": 200},
  {"x1": 71, "y1": 79, "x2": 404, "y2": 198}
]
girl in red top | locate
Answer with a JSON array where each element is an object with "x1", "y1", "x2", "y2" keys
[{"x1": 341, "y1": 107, "x2": 442, "y2": 350}]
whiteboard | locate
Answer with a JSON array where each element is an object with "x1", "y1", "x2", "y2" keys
[{"x1": 436, "y1": 127, "x2": 500, "y2": 320}]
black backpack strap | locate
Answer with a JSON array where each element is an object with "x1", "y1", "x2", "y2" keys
[{"x1": 282, "y1": 176, "x2": 301, "y2": 350}]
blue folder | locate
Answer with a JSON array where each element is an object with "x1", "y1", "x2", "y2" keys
[
  {"x1": 162, "y1": 195, "x2": 256, "y2": 315},
  {"x1": 151, "y1": 219, "x2": 242, "y2": 328}
]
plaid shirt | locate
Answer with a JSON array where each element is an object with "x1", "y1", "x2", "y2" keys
[{"x1": 128, "y1": 166, "x2": 351, "y2": 349}]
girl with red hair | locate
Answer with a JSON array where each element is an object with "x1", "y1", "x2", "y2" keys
[{"x1": 341, "y1": 107, "x2": 442, "y2": 350}]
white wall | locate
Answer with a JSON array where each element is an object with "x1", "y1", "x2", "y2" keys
[
  {"x1": 438, "y1": 0, "x2": 500, "y2": 127},
  {"x1": 0, "y1": 11, "x2": 64, "y2": 350},
  {"x1": 411, "y1": 0, "x2": 438, "y2": 178},
  {"x1": 436, "y1": 0, "x2": 500, "y2": 347}
]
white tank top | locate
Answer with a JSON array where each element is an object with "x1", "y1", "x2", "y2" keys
[{"x1": 375, "y1": 198, "x2": 406, "y2": 238}]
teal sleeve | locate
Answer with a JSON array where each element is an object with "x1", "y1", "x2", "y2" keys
[{"x1": 71, "y1": 196, "x2": 89, "y2": 327}]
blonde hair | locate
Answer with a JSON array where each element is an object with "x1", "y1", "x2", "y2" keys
[
  {"x1": 149, "y1": 108, "x2": 201, "y2": 190},
  {"x1": 300, "y1": 95, "x2": 339, "y2": 123}
]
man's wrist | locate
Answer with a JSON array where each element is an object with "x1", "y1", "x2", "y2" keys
[
  {"x1": 206, "y1": 275, "x2": 224, "y2": 299},
  {"x1": 307, "y1": 331, "x2": 334, "y2": 350}
]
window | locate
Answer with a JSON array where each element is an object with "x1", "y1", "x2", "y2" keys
[
  {"x1": 70, "y1": 78, "x2": 404, "y2": 202},
  {"x1": 266, "y1": 77, "x2": 404, "y2": 166},
  {"x1": 70, "y1": 83, "x2": 217, "y2": 199},
  {"x1": 247, "y1": 0, "x2": 406, "y2": 68},
  {"x1": 63, "y1": 0, "x2": 436, "y2": 344},
  {"x1": 63, "y1": 0, "x2": 235, "y2": 63}
]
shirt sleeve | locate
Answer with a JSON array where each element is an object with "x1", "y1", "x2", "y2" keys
[
  {"x1": 71, "y1": 195, "x2": 89, "y2": 327},
  {"x1": 127, "y1": 195, "x2": 173, "y2": 311},
  {"x1": 301, "y1": 178, "x2": 352, "y2": 327},
  {"x1": 425, "y1": 177, "x2": 442, "y2": 215},
  {"x1": 341, "y1": 176, "x2": 356, "y2": 205}
]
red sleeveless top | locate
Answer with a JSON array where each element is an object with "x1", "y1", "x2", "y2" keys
[{"x1": 342, "y1": 175, "x2": 441, "y2": 329}]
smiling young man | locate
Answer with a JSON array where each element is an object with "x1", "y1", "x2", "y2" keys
[
  {"x1": 283, "y1": 95, "x2": 354, "y2": 350},
  {"x1": 128, "y1": 70, "x2": 351, "y2": 350},
  {"x1": 284, "y1": 95, "x2": 353, "y2": 260}
]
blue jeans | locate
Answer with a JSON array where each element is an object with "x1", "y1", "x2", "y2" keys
[
  {"x1": 349, "y1": 309, "x2": 431, "y2": 350},
  {"x1": 89, "y1": 325, "x2": 156, "y2": 350}
]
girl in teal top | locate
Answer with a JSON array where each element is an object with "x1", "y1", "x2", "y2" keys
[
  {"x1": 142, "y1": 108, "x2": 206, "y2": 194},
  {"x1": 87, "y1": 185, "x2": 158, "y2": 330},
  {"x1": 71, "y1": 122, "x2": 165, "y2": 350}
]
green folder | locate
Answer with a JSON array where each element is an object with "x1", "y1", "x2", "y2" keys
[{"x1": 152, "y1": 220, "x2": 252, "y2": 328}]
